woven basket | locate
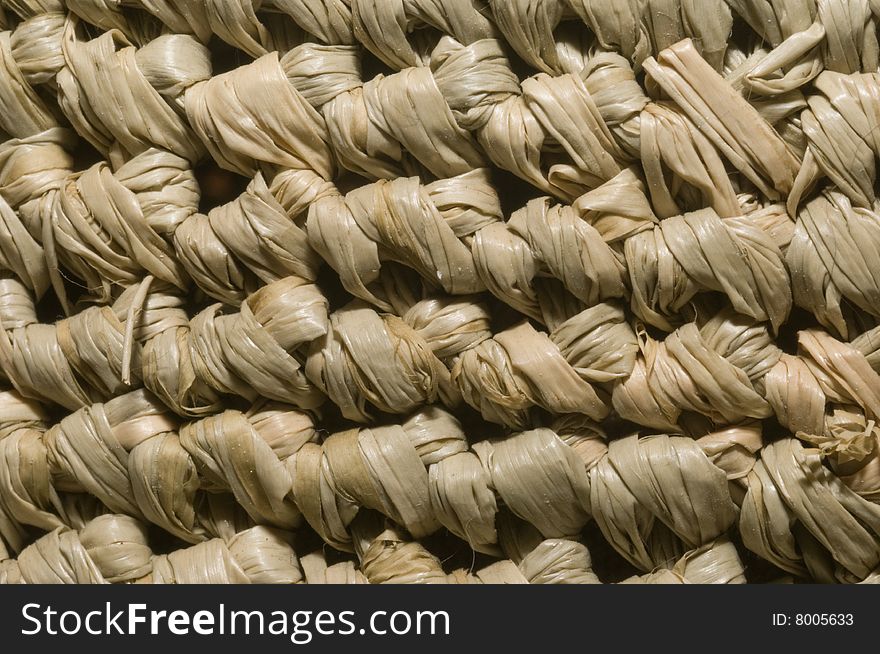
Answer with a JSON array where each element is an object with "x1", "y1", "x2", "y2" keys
[{"x1": 0, "y1": 0, "x2": 879, "y2": 585}]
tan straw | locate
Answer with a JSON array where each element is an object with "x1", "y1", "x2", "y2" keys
[{"x1": 1, "y1": 0, "x2": 879, "y2": 584}]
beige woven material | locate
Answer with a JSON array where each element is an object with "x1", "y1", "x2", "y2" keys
[{"x1": 0, "y1": 0, "x2": 879, "y2": 584}]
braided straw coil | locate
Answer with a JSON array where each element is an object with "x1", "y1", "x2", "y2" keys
[{"x1": 0, "y1": 0, "x2": 879, "y2": 584}]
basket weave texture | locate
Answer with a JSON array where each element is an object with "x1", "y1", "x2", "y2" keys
[{"x1": 1, "y1": 0, "x2": 880, "y2": 584}]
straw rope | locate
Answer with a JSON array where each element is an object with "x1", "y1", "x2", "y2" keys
[{"x1": 0, "y1": 0, "x2": 879, "y2": 584}]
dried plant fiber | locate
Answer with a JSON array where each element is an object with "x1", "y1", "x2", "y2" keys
[{"x1": 1, "y1": 0, "x2": 880, "y2": 585}]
